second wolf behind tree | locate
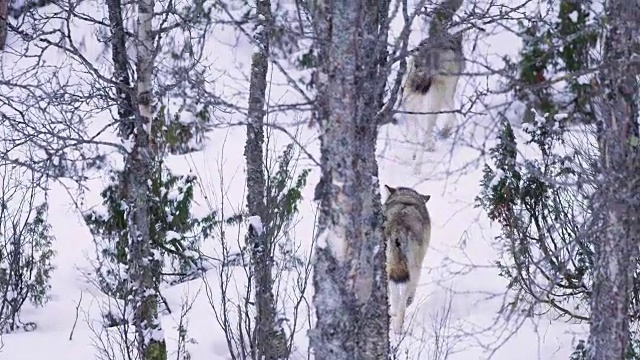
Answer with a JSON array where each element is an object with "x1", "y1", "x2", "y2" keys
[
  {"x1": 397, "y1": 30, "x2": 465, "y2": 167},
  {"x1": 383, "y1": 184, "x2": 432, "y2": 335}
]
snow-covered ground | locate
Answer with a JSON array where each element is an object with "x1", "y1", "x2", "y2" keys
[{"x1": 0, "y1": 0, "x2": 590, "y2": 359}]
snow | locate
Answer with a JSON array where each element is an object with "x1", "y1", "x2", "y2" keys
[
  {"x1": 166, "y1": 231, "x2": 181, "y2": 241},
  {"x1": 0, "y1": 0, "x2": 591, "y2": 359},
  {"x1": 246, "y1": 215, "x2": 264, "y2": 236},
  {"x1": 488, "y1": 167, "x2": 506, "y2": 189},
  {"x1": 316, "y1": 226, "x2": 347, "y2": 263},
  {"x1": 569, "y1": 10, "x2": 579, "y2": 23}
]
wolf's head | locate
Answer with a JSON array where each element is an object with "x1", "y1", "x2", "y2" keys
[{"x1": 383, "y1": 184, "x2": 431, "y2": 205}]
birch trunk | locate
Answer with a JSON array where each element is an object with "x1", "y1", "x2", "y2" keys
[
  {"x1": 588, "y1": 0, "x2": 640, "y2": 358},
  {"x1": 105, "y1": 2, "x2": 165, "y2": 358},
  {"x1": 125, "y1": 0, "x2": 167, "y2": 358},
  {"x1": 310, "y1": 1, "x2": 390, "y2": 358},
  {"x1": 244, "y1": 0, "x2": 286, "y2": 358}
]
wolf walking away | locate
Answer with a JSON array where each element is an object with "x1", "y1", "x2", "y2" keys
[
  {"x1": 396, "y1": 31, "x2": 465, "y2": 164},
  {"x1": 383, "y1": 184, "x2": 432, "y2": 335}
]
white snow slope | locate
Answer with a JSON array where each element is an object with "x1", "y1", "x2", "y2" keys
[{"x1": 0, "y1": 0, "x2": 590, "y2": 359}]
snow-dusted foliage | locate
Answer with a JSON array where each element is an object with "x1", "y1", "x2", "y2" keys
[
  {"x1": 0, "y1": 166, "x2": 55, "y2": 334},
  {"x1": 478, "y1": 0, "x2": 640, "y2": 358},
  {"x1": 476, "y1": 0, "x2": 601, "y2": 322},
  {"x1": 477, "y1": 114, "x2": 594, "y2": 321},
  {"x1": 83, "y1": 162, "x2": 206, "y2": 302}
]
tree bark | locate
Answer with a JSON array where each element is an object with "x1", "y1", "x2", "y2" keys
[
  {"x1": 126, "y1": 0, "x2": 167, "y2": 359},
  {"x1": 244, "y1": 0, "x2": 286, "y2": 358},
  {"x1": 588, "y1": 0, "x2": 640, "y2": 358},
  {"x1": 105, "y1": 1, "x2": 165, "y2": 358},
  {"x1": 0, "y1": 0, "x2": 9, "y2": 50},
  {"x1": 106, "y1": 0, "x2": 135, "y2": 138},
  {"x1": 309, "y1": 1, "x2": 390, "y2": 358}
]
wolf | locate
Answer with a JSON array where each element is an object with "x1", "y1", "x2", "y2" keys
[
  {"x1": 382, "y1": 184, "x2": 432, "y2": 335},
  {"x1": 397, "y1": 31, "x2": 465, "y2": 162}
]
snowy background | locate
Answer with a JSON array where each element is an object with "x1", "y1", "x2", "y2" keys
[{"x1": 0, "y1": 0, "x2": 590, "y2": 358}]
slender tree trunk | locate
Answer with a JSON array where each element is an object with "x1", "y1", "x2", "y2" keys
[
  {"x1": 588, "y1": 0, "x2": 640, "y2": 358},
  {"x1": 244, "y1": 0, "x2": 286, "y2": 358},
  {"x1": 0, "y1": 0, "x2": 9, "y2": 50},
  {"x1": 125, "y1": 0, "x2": 166, "y2": 359},
  {"x1": 106, "y1": 0, "x2": 135, "y2": 137},
  {"x1": 309, "y1": 1, "x2": 390, "y2": 358},
  {"x1": 105, "y1": 1, "x2": 165, "y2": 358}
]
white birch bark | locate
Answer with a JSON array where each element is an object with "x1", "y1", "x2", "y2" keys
[{"x1": 125, "y1": 0, "x2": 167, "y2": 358}]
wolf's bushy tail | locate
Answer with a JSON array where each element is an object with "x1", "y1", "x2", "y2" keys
[
  {"x1": 407, "y1": 69, "x2": 433, "y2": 95},
  {"x1": 386, "y1": 224, "x2": 412, "y2": 284}
]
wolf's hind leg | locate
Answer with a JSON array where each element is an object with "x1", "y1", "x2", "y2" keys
[
  {"x1": 440, "y1": 112, "x2": 456, "y2": 140},
  {"x1": 440, "y1": 77, "x2": 460, "y2": 139},
  {"x1": 392, "y1": 283, "x2": 410, "y2": 335},
  {"x1": 424, "y1": 93, "x2": 446, "y2": 152},
  {"x1": 406, "y1": 270, "x2": 422, "y2": 307},
  {"x1": 423, "y1": 113, "x2": 437, "y2": 152},
  {"x1": 392, "y1": 301, "x2": 406, "y2": 335},
  {"x1": 388, "y1": 282, "x2": 400, "y2": 317}
]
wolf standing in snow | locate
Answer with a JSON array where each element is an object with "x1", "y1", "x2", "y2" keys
[
  {"x1": 397, "y1": 31, "x2": 465, "y2": 162},
  {"x1": 383, "y1": 184, "x2": 432, "y2": 334}
]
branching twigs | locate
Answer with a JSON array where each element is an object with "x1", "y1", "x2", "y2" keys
[{"x1": 69, "y1": 290, "x2": 84, "y2": 341}]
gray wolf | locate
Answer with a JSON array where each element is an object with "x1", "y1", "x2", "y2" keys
[
  {"x1": 396, "y1": 31, "x2": 465, "y2": 165},
  {"x1": 383, "y1": 184, "x2": 432, "y2": 335}
]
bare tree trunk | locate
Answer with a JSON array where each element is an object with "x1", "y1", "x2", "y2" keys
[
  {"x1": 309, "y1": 1, "x2": 390, "y2": 358},
  {"x1": 125, "y1": 0, "x2": 167, "y2": 358},
  {"x1": 0, "y1": 0, "x2": 8, "y2": 50},
  {"x1": 588, "y1": 0, "x2": 640, "y2": 358},
  {"x1": 244, "y1": 0, "x2": 287, "y2": 358},
  {"x1": 106, "y1": 0, "x2": 135, "y2": 138}
]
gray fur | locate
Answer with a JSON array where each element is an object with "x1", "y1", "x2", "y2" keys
[
  {"x1": 396, "y1": 30, "x2": 466, "y2": 160},
  {"x1": 383, "y1": 187, "x2": 431, "y2": 234},
  {"x1": 407, "y1": 31, "x2": 465, "y2": 95},
  {"x1": 383, "y1": 184, "x2": 432, "y2": 334}
]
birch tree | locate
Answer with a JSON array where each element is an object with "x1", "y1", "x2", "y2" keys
[
  {"x1": 2, "y1": 0, "x2": 219, "y2": 358},
  {"x1": 309, "y1": 0, "x2": 391, "y2": 358},
  {"x1": 116, "y1": 0, "x2": 169, "y2": 358}
]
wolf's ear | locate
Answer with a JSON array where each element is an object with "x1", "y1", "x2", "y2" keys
[
  {"x1": 384, "y1": 184, "x2": 396, "y2": 196},
  {"x1": 422, "y1": 194, "x2": 431, "y2": 203}
]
